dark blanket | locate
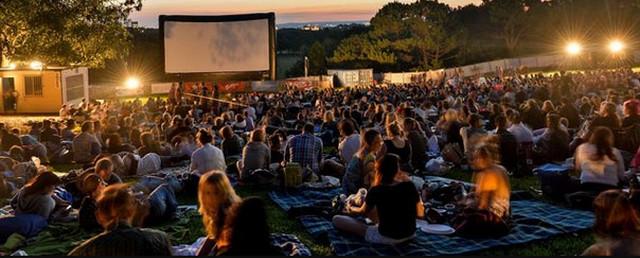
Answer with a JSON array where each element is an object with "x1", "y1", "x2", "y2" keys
[
  {"x1": 296, "y1": 201, "x2": 593, "y2": 256},
  {"x1": 268, "y1": 177, "x2": 595, "y2": 256}
]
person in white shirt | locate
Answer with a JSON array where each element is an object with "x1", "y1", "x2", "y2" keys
[
  {"x1": 575, "y1": 126, "x2": 625, "y2": 193},
  {"x1": 244, "y1": 105, "x2": 257, "y2": 121},
  {"x1": 190, "y1": 129, "x2": 226, "y2": 175},
  {"x1": 506, "y1": 110, "x2": 534, "y2": 144}
]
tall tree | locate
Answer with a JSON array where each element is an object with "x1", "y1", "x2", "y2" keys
[
  {"x1": 406, "y1": 0, "x2": 463, "y2": 69},
  {"x1": 330, "y1": 0, "x2": 463, "y2": 70},
  {"x1": 0, "y1": 0, "x2": 142, "y2": 67},
  {"x1": 307, "y1": 42, "x2": 327, "y2": 75},
  {"x1": 483, "y1": 0, "x2": 545, "y2": 57}
]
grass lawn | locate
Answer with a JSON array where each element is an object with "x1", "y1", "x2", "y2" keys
[{"x1": 46, "y1": 163, "x2": 595, "y2": 256}]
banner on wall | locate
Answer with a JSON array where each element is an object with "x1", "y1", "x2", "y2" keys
[
  {"x1": 218, "y1": 81, "x2": 248, "y2": 93},
  {"x1": 282, "y1": 79, "x2": 313, "y2": 90}
]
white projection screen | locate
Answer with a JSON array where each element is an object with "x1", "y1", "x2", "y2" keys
[{"x1": 160, "y1": 13, "x2": 276, "y2": 80}]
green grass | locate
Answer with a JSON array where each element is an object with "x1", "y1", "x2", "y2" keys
[{"x1": 48, "y1": 164, "x2": 594, "y2": 256}]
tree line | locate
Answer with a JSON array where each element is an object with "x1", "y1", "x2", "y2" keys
[{"x1": 2, "y1": 0, "x2": 639, "y2": 81}]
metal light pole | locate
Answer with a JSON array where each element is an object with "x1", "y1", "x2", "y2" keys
[{"x1": 304, "y1": 56, "x2": 309, "y2": 77}]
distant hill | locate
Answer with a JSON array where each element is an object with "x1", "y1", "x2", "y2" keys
[{"x1": 277, "y1": 20, "x2": 369, "y2": 29}]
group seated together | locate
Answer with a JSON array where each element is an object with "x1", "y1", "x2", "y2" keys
[{"x1": 2, "y1": 69, "x2": 640, "y2": 255}]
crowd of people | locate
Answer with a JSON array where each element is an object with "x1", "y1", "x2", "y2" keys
[{"x1": 1, "y1": 68, "x2": 640, "y2": 255}]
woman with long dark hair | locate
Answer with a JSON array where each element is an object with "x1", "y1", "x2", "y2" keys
[
  {"x1": 333, "y1": 154, "x2": 424, "y2": 245},
  {"x1": 381, "y1": 123, "x2": 412, "y2": 172},
  {"x1": 214, "y1": 197, "x2": 281, "y2": 256},
  {"x1": 575, "y1": 127, "x2": 625, "y2": 193}
]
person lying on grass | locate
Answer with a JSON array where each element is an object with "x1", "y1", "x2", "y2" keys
[{"x1": 333, "y1": 154, "x2": 425, "y2": 245}]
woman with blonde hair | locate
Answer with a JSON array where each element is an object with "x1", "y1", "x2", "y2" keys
[{"x1": 196, "y1": 171, "x2": 241, "y2": 256}]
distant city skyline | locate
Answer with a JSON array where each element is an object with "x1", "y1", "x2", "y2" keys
[{"x1": 130, "y1": 0, "x2": 481, "y2": 28}]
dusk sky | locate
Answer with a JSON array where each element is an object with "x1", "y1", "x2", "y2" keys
[{"x1": 130, "y1": 0, "x2": 482, "y2": 28}]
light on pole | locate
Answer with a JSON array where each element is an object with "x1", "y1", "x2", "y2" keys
[{"x1": 304, "y1": 56, "x2": 309, "y2": 77}]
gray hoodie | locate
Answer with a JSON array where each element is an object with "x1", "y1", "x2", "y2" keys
[{"x1": 10, "y1": 188, "x2": 55, "y2": 219}]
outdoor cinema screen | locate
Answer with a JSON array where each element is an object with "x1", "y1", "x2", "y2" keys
[{"x1": 161, "y1": 14, "x2": 274, "y2": 74}]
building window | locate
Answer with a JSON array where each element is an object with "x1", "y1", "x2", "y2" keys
[{"x1": 24, "y1": 76, "x2": 43, "y2": 96}]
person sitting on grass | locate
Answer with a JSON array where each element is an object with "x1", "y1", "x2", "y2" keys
[
  {"x1": 342, "y1": 129, "x2": 383, "y2": 194},
  {"x1": 212, "y1": 197, "x2": 282, "y2": 256},
  {"x1": 574, "y1": 126, "x2": 625, "y2": 194},
  {"x1": 196, "y1": 171, "x2": 242, "y2": 256},
  {"x1": 453, "y1": 142, "x2": 511, "y2": 237},
  {"x1": 190, "y1": 130, "x2": 226, "y2": 176},
  {"x1": 333, "y1": 154, "x2": 424, "y2": 245},
  {"x1": 236, "y1": 128, "x2": 271, "y2": 181},
  {"x1": 68, "y1": 184, "x2": 173, "y2": 256},
  {"x1": 582, "y1": 190, "x2": 640, "y2": 256},
  {"x1": 72, "y1": 121, "x2": 102, "y2": 165}
]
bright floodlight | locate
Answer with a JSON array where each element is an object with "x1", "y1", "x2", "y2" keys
[
  {"x1": 29, "y1": 61, "x2": 43, "y2": 70},
  {"x1": 565, "y1": 42, "x2": 582, "y2": 55},
  {"x1": 608, "y1": 40, "x2": 625, "y2": 53},
  {"x1": 7, "y1": 63, "x2": 16, "y2": 70},
  {"x1": 125, "y1": 77, "x2": 141, "y2": 89}
]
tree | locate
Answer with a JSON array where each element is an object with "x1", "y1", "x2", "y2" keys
[
  {"x1": 483, "y1": 0, "x2": 546, "y2": 57},
  {"x1": 0, "y1": 0, "x2": 142, "y2": 67},
  {"x1": 330, "y1": 0, "x2": 463, "y2": 71},
  {"x1": 405, "y1": 0, "x2": 463, "y2": 69},
  {"x1": 307, "y1": 42, "x2": 327, "y2": 75}
]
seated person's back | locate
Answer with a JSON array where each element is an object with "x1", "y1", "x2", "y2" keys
[{"x1": 68, "y1": 184, "x2": 172, "y2": 256}]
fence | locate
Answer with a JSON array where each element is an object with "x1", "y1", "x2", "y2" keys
[{"x1": 381, "y1": 51, "x2": 640, "y2": 84}]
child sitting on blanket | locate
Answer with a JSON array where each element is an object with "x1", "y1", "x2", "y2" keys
[
  {"x1": 333, "y1": 154, "x2": 425, "y2": 245},
  {"x1": 452, "y1": 142, "x2": 511, "y2": 237},
  {"x1": 582, "y1": 190, "x2": 640, "y2": 256}
]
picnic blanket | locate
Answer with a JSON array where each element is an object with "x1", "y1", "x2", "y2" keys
[
  {"x1": 298, "y1": 200, "x2": 594, "y2": 256},
  {"x1": 22, "y1": 206, "x2": 203, "y2": 256},
  {"x1": 268, "y1": 188, "x2": 342, "y2": 212},
  {"x1": 171, "y1": 234, "x2": 312, "y2": 256},
  {"x1": 268, "y1": 176, "x2": 595, "y2": 256}
]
